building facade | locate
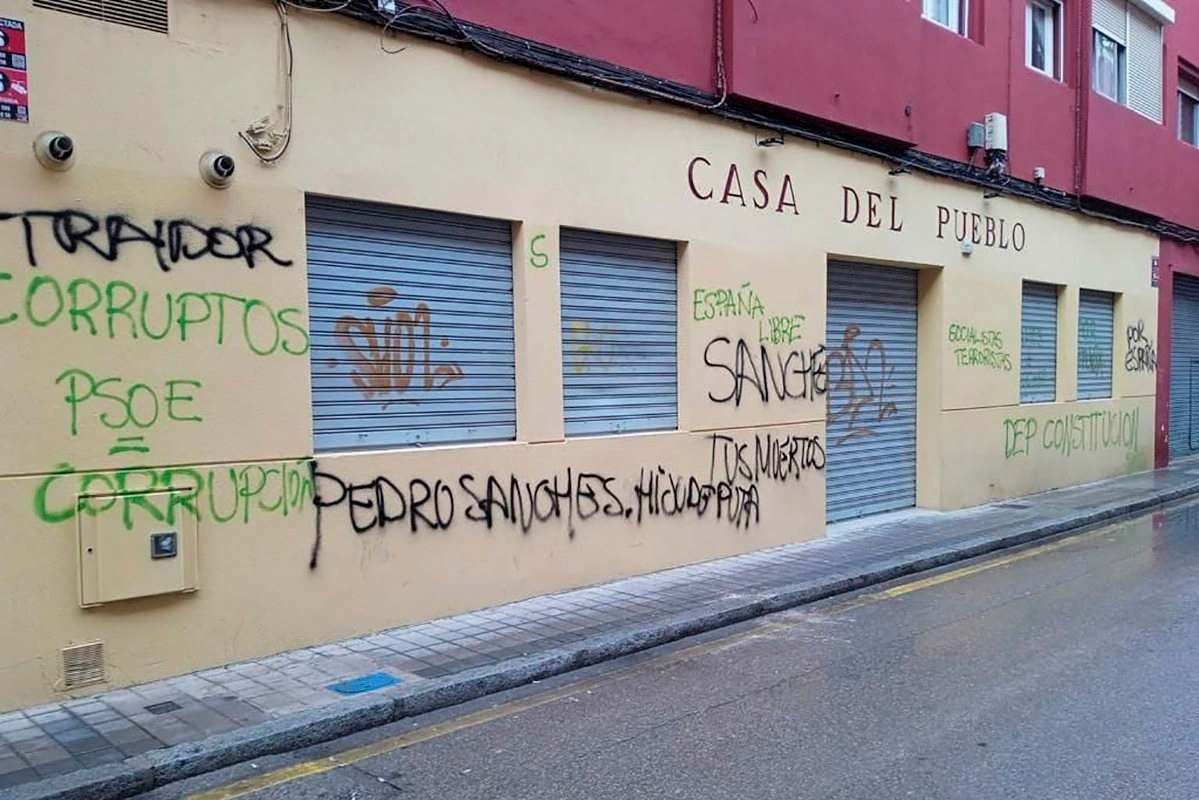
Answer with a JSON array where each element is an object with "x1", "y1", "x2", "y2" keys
[{"x1": 0, "y1": 0, "x2": 1178, "y2": 708}]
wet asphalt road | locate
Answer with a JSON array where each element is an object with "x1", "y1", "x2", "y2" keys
[{"x1": 144, "y1": 500, "x2": 1199, "y2": 800}]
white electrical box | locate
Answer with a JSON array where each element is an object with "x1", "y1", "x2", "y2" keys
[{"x1": 984, "y1": 112, "x2": 1008, "y2": 151}]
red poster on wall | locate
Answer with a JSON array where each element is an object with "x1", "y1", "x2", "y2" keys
[{"x1": 0, "y1": 18, "x2": 28, "y2": 123}]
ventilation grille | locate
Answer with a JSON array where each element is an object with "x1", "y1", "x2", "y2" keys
[
  {"x1": 61, "y1": 642, "x2": 106, "y2": 689},
  {"x1": 33, "y1": 0, "x2": 168, "y2": 34}
]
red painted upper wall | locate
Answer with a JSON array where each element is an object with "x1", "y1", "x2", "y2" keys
[
  {"x1": 430, "y1": 0, "x2": 716, "y2": 91},
  {"x1": 433, "y1": 0, "x2": 1199, "y2": 230}
]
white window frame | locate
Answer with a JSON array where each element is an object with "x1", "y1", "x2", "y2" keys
[
  {"x1": 1179, "y1": 77, "x2": 1199, "y2": 145},
  {"x1": 923, "y1": 0, "x2": 968, "y2": 35},
  {"x1": 1026, "y1": 0, "x2": 1063, "y2": 79},
  {"x1": 1093, "y1": 28, "x2": 1127, "y2": 104}
]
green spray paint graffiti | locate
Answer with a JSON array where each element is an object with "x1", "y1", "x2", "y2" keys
[
  {"x1": 32, "y1": 460, "x2": 314, "y2": 531},
  {"x1": 1003, "y1": 407, "x2": 1140, "y2": 459},
  {"x1": 0, "y1": 271, "x2": 309, "y2": 356},
  {"x1": 947, "y1": 323, "x2": 1012, "y2": 371},
  {"x1": 692, "y1": 282, "x2": 805, "y2": 345}
]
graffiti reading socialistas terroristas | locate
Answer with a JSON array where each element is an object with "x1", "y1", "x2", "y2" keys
[
  {"x1": 947, "y1": 323, "x2": 1012, "y2": 371},
  {"x1": 331, "y1": 286, "x2": 464, "y2": 404},
  {"x1": 1124, "y1": 319, "x2": 1157, "y2": 373},
  {"x1": 0, "y1": 209, "x2": 293, "y2": 270},
  {"x1": 1003, "y1": 407, "x2": 1140, "y2": 459}
]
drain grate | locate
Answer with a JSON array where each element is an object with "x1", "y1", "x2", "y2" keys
[
  {"x1": 144, "y1": 700, "x2": 182, "y2": 715},
  {"x1": 995, "y1": 501, "x2": 1032, "y2": 509}
]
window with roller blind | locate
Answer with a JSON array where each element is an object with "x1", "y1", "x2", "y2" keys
[
  {"x1": 1092, "y1": 0, "x2": 1171, "y2": 123},
  {"x1": 1179, "y1": 74, "x2": 1199, "y2": 146}
]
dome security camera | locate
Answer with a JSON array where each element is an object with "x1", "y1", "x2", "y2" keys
[
  {"x1": 33, "y1": 131, "x2": 75, "y2": 171},
  {"x1": 199, "y1": 150, "x2": 236, "y2": 189}
]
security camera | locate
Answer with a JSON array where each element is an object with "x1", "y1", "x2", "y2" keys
[
  {"x1": 199, "y1": 150, "x2": 236, "y2": 189},
  {"x1": 33, "y1": 131, "x2": 75, "y2": 171}
]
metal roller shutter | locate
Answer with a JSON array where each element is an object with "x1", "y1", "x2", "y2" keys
[
  {"x1": 1078, "y1": 289, "x2": 1115, "y2": 399},
  {"x1": 1092, "y1": 0, "x2": 1127, "y2": 41},
  {"x1": 306, "y1": 196, "x2": 516, "y2": 451},
  {"x1": 560, "y1": 229, "x2": 677, "y2": 436},
  {"x1": 1021, "y1": 281, "x2": 1058, "y2": 403},
  {"x1": 826, "y1": 262, "x2": 918, "y2": 523},
  {"x1": 1170, "y1": 275, "x2": 1199, "y2": 457},
  {"x1": 1127, "y1": 5, "x2": 1163, "y2": 121}
]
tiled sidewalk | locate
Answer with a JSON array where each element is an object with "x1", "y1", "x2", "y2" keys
[{"x1": 6, "y1": 462, "x2": 1199, "y2": 798}]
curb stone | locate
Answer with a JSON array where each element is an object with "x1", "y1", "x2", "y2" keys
[{"x1": 11, "y1": 476, "x2": 1199, "y2": 800}]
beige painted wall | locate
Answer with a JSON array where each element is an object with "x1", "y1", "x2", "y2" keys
[{"x1": 0, "y1": 0, "x2": 1158, "y2": 707}]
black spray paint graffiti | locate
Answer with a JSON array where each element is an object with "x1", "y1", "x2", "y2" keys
[
  {"x1": 0, "y1": 209, "x2": 293, "y2": 271},
  {"x1": 826, "y1": 325, "x2": 897, "y2": 445},
  {"x1": 1124, "y1": 319, "x2": 1157, "y2": 373},
  {"x1": 307, "y1": 432, "x2": 826, "y2": 568},
  {"x1": 703, "y1": 337, "x2": 827, "y2": 406}
]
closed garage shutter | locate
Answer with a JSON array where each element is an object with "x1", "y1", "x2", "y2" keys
[
  {"x1": 560, "y1": 229, "x2": 678, "y2": 436},
  {"x1": 1078, "y1": 289, "x2": 1115, "y2": 399},
  {"x1": 1170, "y1": 275, "x2": 1199, "y2": 457},
  {"x1": 1021, "y1": 281, "x2": 1058, "y2": 403},
  {"x1": 306, "y1": 196, "x2": 516, "y2": 451},
  {"x1": 825, "y1": 262, "x2": 918, "y2": 523}
]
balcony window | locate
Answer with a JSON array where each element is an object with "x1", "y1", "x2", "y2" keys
[
  {"x1": 923, "y1": 0, "x2": 966, "y2": 34},
  {"x1": 1092, "y1": 0, "x2": 1168, "y2": 122},
  {"x1": 1027, "y1": 0, "x2": 1062, "y2": 79},
  {"x1": 1180, "y1": 76, "x2": 1199, "y2": 146},
  {"x1": 1093, "y1": 30, "x2": 1127, "y2": 103}
]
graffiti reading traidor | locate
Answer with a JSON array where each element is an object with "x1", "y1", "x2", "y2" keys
[
  {"x1": 0, "y1": 209, "x2": 293, "y2": 270},
  {"x1": 1003, "y1": 407, "x2": 1140, "y2": 459}
]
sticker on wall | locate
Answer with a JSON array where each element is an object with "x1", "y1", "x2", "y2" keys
[
  {"x1": 0, "y1": 18, "x2": 28, "y2": 124},
  {"x1": 1151, "y1": 255, "x2": 1160, "y2": 288}
]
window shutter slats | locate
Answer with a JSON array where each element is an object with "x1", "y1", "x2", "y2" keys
[
  {"x1": 1127, "y1": 5, "x2": 1164, "y2": 121},
  {"x1": 1093, "y1": 0, "x2": 1127, "y2": 41}
]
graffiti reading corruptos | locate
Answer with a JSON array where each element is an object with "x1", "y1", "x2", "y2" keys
[
  {"x1": 309, "y1": 431, "x2": 826, "y2": 561},
  {"x1": 0, "y1": 271, "x2": 309, "y2": 355},
  {"x1": 0, "y1": 209, "x2": 293, "y2": 270},
  {"x1": 1124, "y1": 319, "x2": 1157, "y2": 373},
  {"x1": 1003, "y1": 408, "x2": 1140, "y2": 459},
  {"x1": 826, "y1": 325, "x2": 897, "y2": 445},
  {"x1": 333, "y1": 286, "x2": 464, "y2": 404},
  {"x1": 703, "y1": 338, "x2": 827, "y2": 406},
  {"x1": 947, "y1": 323, "x2": 1012, "y2": 371}
]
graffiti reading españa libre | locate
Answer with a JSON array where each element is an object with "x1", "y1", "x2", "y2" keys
[{"x1": 1003, "y1": 407, "x2": 1140, "y2": 459}]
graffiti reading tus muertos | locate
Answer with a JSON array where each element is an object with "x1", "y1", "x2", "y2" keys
[
  {"x1": 333, "y1": 286, "x2": 465, "y2": 403},
  {"x1": 826, "y1": 325, "x2": 898, "y2": 445},
  {"x1": 0, "y1": 209, "x2": 293, "y2": 270}
]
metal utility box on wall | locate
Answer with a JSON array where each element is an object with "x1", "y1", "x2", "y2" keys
[{"x1": 77, "y1": 491, "x2": 199, "y2": 607}]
